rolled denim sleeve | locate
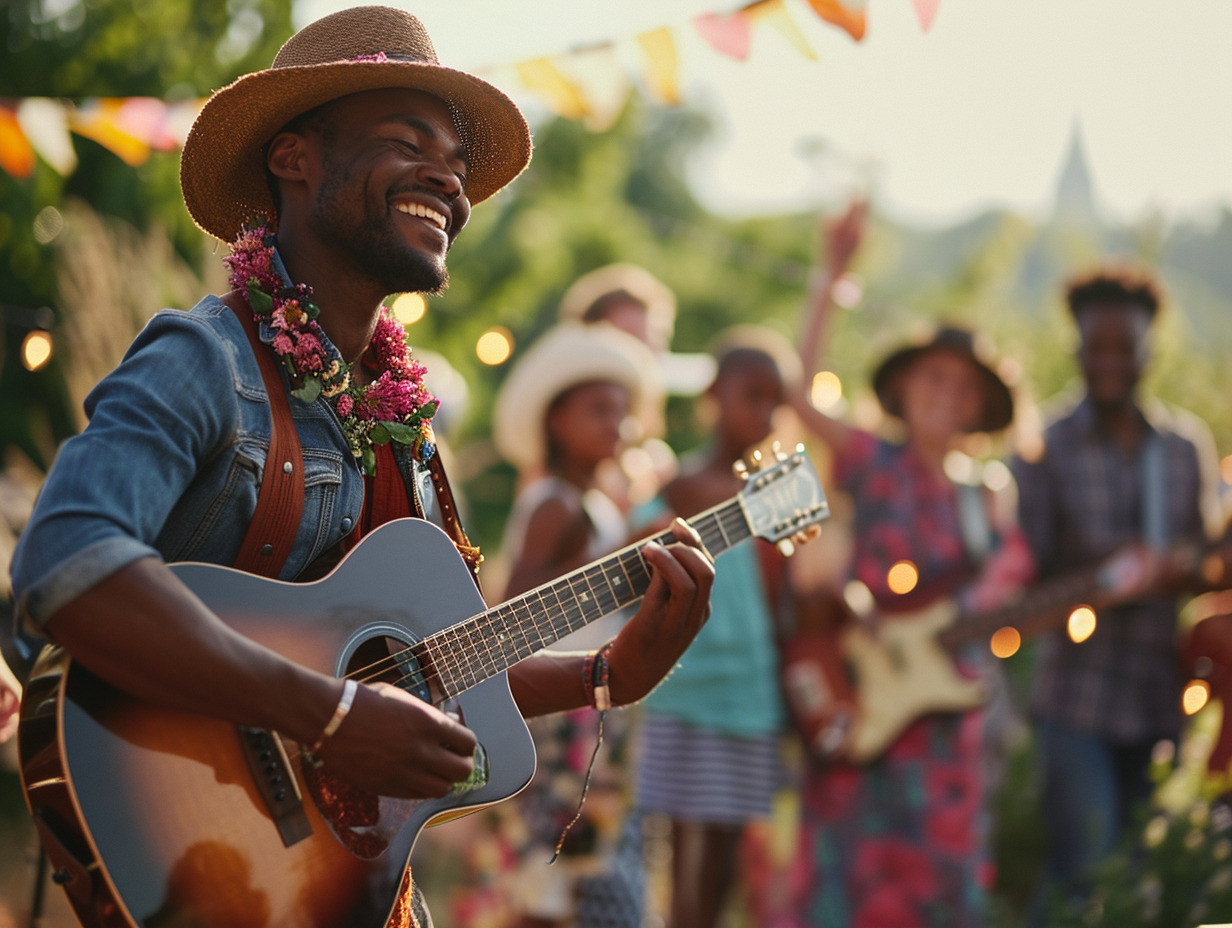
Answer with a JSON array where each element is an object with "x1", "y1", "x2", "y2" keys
[{"x1": 11, "y1": 304, "x2": 243, "y2": 630}]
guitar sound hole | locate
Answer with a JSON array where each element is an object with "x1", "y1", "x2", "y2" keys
[{"x1": 345, "y1": 635, "x2": 432, "y2": 703}]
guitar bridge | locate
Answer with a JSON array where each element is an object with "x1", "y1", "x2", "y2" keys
[{"x1": 237, "y1": 726, "x2": 313, "y2": 847}]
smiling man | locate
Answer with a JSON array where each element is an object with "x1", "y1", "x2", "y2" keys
[{"x1": 9, "y1": 8, "x2": 713, "y2": 927}]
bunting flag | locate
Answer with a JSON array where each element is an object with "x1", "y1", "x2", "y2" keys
[
  {"x1": 636, "y1": 28, "x2": 682, "y2": 107},
  {"x1": 516, "y1": 57, "x2": 590, "y2": 121},
  {"x1": 804, "y1": 0, "x2": 868, "y2": 41},
  {"x1": 911, "y1": 0, "x2": 941, "y2": 32},
  {"x1": 745, "y1": 0, "x2": 818, "y2": 61},
  {"x1": 0, "y1": 106, "x2": 36, "y2": 178},
  {"x1": 693, "y1": 10, "x2": 754, "y2": 61},
  {"x1": 556, "y1": 45, "x2": 632, "y2": 131},
  {"x1": 0, "y1": 0, "x2": 924, "y2": 179},
  {"x1": 17, "y1": 98, "x2": 77, "y2": 175}
]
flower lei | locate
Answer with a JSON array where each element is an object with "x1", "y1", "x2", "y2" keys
[{"x1": 224, "y1": 219, "x2": 437, "y2": 475}]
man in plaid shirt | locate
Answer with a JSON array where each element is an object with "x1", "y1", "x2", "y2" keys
[{"x1": 1011, "y1": 266, "x2": 1224, "y2": 920}]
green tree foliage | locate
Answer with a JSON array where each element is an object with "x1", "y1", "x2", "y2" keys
[{"x1": 0, "y1": 0, "x2": 294, "y2": 466}]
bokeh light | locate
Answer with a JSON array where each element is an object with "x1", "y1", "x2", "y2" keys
[
  {"x1": 476, "y1": 327, "x2": 513, "y2": 366},
  {"x1": 989, "y1": 626, "x2": 1021, "y2": 659},
  {"x1": 810, "y1": 371, "x2": 842, "y2": 409},
  {"x1": 390, "y1": 292, "x2": 426, "y2": 326},
  {"x1": 1067, "y1": 605, "x2": 1097, "y2": 643},
  {"x1": 1182, "y1": 679, "x2": 1211, "y2": 716},
  {"x1": 21, "y1": 330, "x2": 53, "y2": 371},
  {"x1": 886, "y1": 561, "x2": 919, "y2": 596}
]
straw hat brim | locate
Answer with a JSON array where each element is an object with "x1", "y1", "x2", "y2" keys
[
  {"x1": 872, "y1": 330, "x2": 1015, "y2": 434},
  {"x1": 493, "y1": 324, "x2": 658, "y2": 473},
  {"x1": 181, "y1": 60, "x2": 531, "y2": 243}
]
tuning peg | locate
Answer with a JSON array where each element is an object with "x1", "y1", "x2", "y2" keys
[
  {"x1": 749, "y1": 449, "x2": 763, "y2": 470},
  {"x1": 732, "y1": 460, "x2": 749, "y2": 481},
  {"x1": 796, "y1": 525, "x2": 822, "y2": 544},
  {"x1": 771, "y1": 441, "x2": 786, "y2": 461},
  {"x1": 777, "y1": 538, "x2": 796, "y2": 558}
]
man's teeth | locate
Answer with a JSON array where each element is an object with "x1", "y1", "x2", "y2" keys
[{"x1": 394, "y1": 202, "x2": 446, "y2": 230}]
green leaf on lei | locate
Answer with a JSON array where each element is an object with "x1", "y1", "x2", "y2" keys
[
  {"x1": 382, "y1": 421, "x2": 420, "y2": 445},
  {"x1": 246, "y1": 281, "x2": 274, "y2": 315},
  {"x1": 361, "y1": 444, "x2": 376, "y2": 475},
  {"x1": 369, "y1": 422, "x2": 391, "y2": 445},
  {"x1": 292, "y1": 377, "x2": 321, "y2": 404}
]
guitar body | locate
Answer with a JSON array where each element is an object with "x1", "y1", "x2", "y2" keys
[{"x1": 18, "y1": 518, "x2": 536, "y2": 928}]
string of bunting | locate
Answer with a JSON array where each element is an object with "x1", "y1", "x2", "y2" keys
[{"x1": 0, "y1": 0, "x2": 942, "y2": 179}]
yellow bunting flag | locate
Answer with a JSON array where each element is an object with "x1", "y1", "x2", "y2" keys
[
  {"x1": 911, "y1": 0, "x2": 941, "y2": 32},
  {"x1": 0, "y1": 106, "x2": 36, "y2": 178},
  {"x1": 636, "y1": 28, "x2": 682, "y2": 107},
  {"x1": 515, "y1": 57, "x2": 589, "y2": 121},
  {"x1": 745, "y1": 0, "x2": 818, "y2": 61},
  {"x1": 693, "y1": 10, "x2": 753, "y2": 61},
  {"x1": 68, "y1": 99, "x2": 151, "y2": 166},
  {"x1": 17, "y1": 98, "x2": 77, "y2": 175},
  {"x1": 556, "y1": 44, "x2": 631, "y2": 132},
  {"x1": 803, "y1": 0, "x2": 867, "y2": 42}
]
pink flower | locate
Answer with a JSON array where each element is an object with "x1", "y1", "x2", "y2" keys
[{"x1": 336, "y1": 394, "x2": 354, "y2": 417}]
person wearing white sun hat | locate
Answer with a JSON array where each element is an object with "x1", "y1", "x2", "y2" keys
[
  {"x1": 9, "y1": 8, "x2": 714, "y2": 926},
  {"x1": 473, "y1": 321, "x2": 659, "y2": 928}
]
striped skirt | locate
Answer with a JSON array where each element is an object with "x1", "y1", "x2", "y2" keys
[{"x1": 635, "y1": 714, "x2": 782, "y2": 825}]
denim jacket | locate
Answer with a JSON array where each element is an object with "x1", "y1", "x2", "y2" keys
[{"x1": 10, "y1": 292, "x2": 441, "y2": 639}]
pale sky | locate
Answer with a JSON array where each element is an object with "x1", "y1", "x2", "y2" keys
[{"x1": 298, "y1": 0, "x2": 1232, "y2": 226}]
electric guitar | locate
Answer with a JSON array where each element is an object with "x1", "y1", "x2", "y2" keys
[
  {"x1": 18, "y1": 450, "x2": 828, "y2": 928},
  {"x1": 784, "y1": 538, "x2": 1228, "y2": 763}
]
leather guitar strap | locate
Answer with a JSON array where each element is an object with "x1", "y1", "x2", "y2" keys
[{"x1": 223, "y1": 292, "x2": 306, "y2": 579}]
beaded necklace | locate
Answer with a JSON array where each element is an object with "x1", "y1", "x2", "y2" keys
[{"x1": 225, "y1": 219, "x2": 437, "y2": 475}]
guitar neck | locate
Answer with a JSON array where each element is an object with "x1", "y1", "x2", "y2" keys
[
  {"x1": 422, "y1": 498, "x2": 753, "y2": 700},
  {"x1": 936, "y1": 565, "x2": 1101, "y2": 652}
]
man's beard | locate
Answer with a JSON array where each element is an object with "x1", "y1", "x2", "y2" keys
[{"x1": 313, "y1": 173, "x2": 450, "y2": 296}]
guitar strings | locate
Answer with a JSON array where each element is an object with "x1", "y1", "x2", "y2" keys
[{"x1": 333, "y1": 507, "x2": 742, "y2": 697}]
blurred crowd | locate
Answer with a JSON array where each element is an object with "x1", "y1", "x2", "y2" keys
[{"x1": 4, "y1": 198, "x2": 1232, "y2": 928}]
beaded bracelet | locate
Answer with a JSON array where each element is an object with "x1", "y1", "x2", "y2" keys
[{"x1": 311, "y1": 678, "x2": 358, "y2": 753}]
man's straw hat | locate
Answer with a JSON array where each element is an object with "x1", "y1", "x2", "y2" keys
[
  {"x1": 180, "y1": 6, "x2": 531, "y2": 242},
  {"x1": 493, "y1": 324, "x2": 657, "y2": 474}
]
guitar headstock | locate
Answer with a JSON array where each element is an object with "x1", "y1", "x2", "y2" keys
[{"x1": 736, "y1": 444, "x2": 830, "y2": 556}]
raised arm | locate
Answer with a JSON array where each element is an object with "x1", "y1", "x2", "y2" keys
[{"x1": 791, "y1": 199, "x2": 868, "y2": 456}]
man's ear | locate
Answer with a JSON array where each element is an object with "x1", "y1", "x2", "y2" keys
[{"x1": 266, "y1": 131, "x2": 311, "y2": 183}]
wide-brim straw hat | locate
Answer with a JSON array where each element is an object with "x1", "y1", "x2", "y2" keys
[
  {"x1": 493, "y1": 323, "x2": 658, "y2": 473},
  {"x1": 558, "y1": 263, "x2": 677, "y2": 351},
  {"x1": 180, "y1": 5, "x2": 531, "y2": 242},
  {"x1": 871, "y1": 324, "x2": 1015, "y2": 434}
]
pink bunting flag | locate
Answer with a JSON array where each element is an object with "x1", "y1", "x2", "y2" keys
[
  {"x1": 693, "y1": 10, "x2": 752, "y2": 61},
  {"x1": 911, "y1": 0, "x2": 941, "y2": 32}
]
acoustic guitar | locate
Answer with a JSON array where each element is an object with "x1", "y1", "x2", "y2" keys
[{"x1": 18, "y1": 449, "x2": 828, "y2": 928}]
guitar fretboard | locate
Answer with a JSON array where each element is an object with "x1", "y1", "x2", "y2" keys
[{"x1": 416, "y1": 498, "x2": 753, "y2": 700}]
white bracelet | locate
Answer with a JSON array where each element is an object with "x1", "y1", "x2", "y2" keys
[{"x1": 311, "y1": 679, "x2": 358, "y2": 753}]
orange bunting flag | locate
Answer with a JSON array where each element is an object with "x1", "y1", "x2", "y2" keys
[
  {"x1": 693, "y1": 10, "x2": 753, "y2": 61},
  {"x1": 745, "y1": 0, "x2": 818, "y2": 61},
  {"x1": 515, "y1": 57, "x2": 589, "y2": 120},
  {"x1": 803, "y1": 0, "x2": 867, "y2": 42},
  {"x1": 636, "y1": 28, "x2": 682, "y2": 107},
  {"x1": 0, "y1": 106, "x2": 36, "y2": 178},
  {"x1": 68, "y1": 99, "x2": 151, "y2": 166},
  {"x1": 911, "y1": 0, "x2": 941, "y2": 32}
]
